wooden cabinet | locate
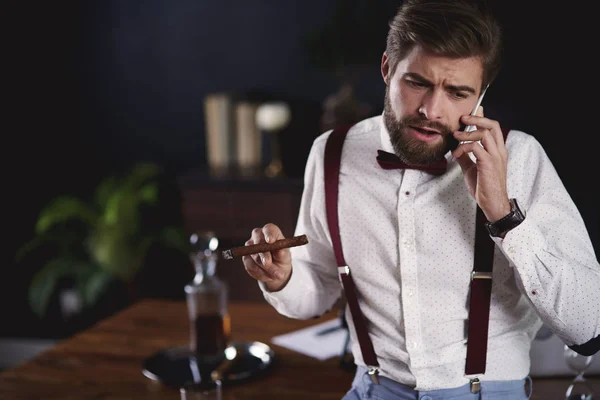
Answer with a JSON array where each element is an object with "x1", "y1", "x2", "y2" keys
[
  {"x1": 177, "y1": 170, "x2": 304, "y2": 301},
  {"x1": 178, "y1": 170, "x2": 304, "y2": 239}
]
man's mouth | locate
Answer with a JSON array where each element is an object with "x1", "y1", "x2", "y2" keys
[{"x1": 411, "y1": 126, "x2": 441, "y2": 135}]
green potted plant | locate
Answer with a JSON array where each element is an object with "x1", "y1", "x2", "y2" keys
[{"x1": 15, "y1": 162, "x2": 189, "y2": 320}]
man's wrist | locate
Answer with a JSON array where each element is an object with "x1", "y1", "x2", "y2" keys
[
  {"x1": 265, "y1": 269, "x2": 293, "y2": 292},
  {"x1": 484, "y1": 199, "x2": 512, "y2": 223}
]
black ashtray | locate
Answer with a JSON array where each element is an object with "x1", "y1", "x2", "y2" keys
[{"x1": 142, "y1": 341, "x2": 275, "y2": 388}]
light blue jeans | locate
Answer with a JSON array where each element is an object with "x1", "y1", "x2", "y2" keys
[{"x1": 342, "y1": 366, "x2": 532, "y2": 400}]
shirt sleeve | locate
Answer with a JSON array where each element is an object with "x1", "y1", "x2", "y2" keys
[
  {"x1": 493, "y1": 132, "x2": 600, "y2": 350},
  {"x1": 259, "y1": 133, "x2": 342, "y2": 319}
]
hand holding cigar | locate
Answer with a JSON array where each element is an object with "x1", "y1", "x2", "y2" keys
[{"x1": 222, "y1": 234, "x2": 309, "y2": 260}]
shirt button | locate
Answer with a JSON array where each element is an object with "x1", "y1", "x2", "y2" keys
[
  {"x1": 508, "y1": 246, "x2": 515, "y2": 253},
  {"x1": 421, "y1": 396, "x2": 433, "y2": 400}
]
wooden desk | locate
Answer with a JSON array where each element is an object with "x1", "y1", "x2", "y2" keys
[{"x1": 0, "y1": 299, "x2": 597, "y2": 399}]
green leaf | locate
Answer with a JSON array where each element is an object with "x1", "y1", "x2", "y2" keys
[
  {"x1": 159, "y1": 226, "x2": 189, "y2": 254},
  {"x1": 28, "y1": 259, "x2": 79, "y2": 318},
  {"x1": 35, "y1": 196, "x2": 98, "y2": 235},
  {"x1": 102, "y1": 188, "x2": 146, "y2": 235},
  {"x1": 87, "y1": 226, "x2": 153, "y2": 281},
  {"x1": 81, "y1": 270, "x2": 114, "y2": 307},
  {"x1": 102, "y1": 190, "x2": 125, "y2": 226},
  {"x1": 124, "y1": 162, "x2": 162, "y2": 190},
  {"x1": 15, "y1": 228, "x2": 85, "y2": 262},
  {"x1": 100, "y1": 163, "x2": 162, "y2": 233},
  {"x1": 87, "y1": 226, "x2": 129, "y2": 272},
  {"x1": 139, "y1": 183, "x2": 158, "y2": 204},
  {"x1": 94, "y1": 176, "x2": 118, "y2": 209}
]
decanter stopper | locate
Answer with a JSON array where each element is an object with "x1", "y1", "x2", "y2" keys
[{"x1": 189, "y1": 231, "x2": 219, "y2": 283}]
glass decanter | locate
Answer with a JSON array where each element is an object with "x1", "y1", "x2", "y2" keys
[{"x1": 185, "y1": 231, "x2": 231, "y2": 378}]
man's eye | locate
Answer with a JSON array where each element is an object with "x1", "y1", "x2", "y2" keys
[
  {"x1": 407, "y1": 80, "x2": 426, "y2": 88},
  {"x1": 453, "y1": 92, "x2": 469, "y2": 99}
]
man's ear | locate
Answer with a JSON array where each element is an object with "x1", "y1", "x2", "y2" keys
[{"x1": 381, "y1": 52, "x2": 390, "y2": 85}]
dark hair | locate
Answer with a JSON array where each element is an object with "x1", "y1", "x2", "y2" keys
[{"x1": 386, "y1": 0, "x2": 502, "y2": 90}]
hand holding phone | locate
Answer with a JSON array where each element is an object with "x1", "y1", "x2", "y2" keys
[{"x1": 449, "y1": 85, "x2": 489, "y2": 150}]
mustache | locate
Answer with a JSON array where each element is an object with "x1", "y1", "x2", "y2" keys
[{"x1": 401, "y1": 116, "x2": 453, "y2": 136}]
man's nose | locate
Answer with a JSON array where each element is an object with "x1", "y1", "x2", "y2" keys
[{"x1": 418, "y1": 90, "x2": 445, "y2": 120}]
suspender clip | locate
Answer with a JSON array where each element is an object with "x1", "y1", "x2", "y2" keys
[
  {"x1": 471, "y1": 271, "x2": 492, "y2": 280},
  {"x1": 338, "y1": 266, "x2": 350, "y2": 276},
  {"x1": 469, "y1": 377, "x2": 481, "y2": 393},
  {"x1": 367, "y1": 366, "x2": 380, "y2": 384}
]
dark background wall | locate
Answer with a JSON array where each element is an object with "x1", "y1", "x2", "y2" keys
[{"x1": 6, "y1": 1, "x2": 598, "y2": 339}]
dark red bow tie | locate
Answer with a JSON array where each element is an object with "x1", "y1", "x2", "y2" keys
[{"x1": 376, "y1": 150, "x2": 447, "y2": 175}]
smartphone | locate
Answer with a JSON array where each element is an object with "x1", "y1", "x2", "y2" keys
[{"x1": 449, "y1": 84, "x2": 489, "y2": 151}]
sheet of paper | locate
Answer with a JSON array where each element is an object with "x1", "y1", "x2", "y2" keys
[{"x1": 270, "y1": 317, "x2": 350, "y2": 360}]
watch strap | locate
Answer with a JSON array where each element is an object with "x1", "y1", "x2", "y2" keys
[{"x1": 485, "y1": 198, "x2": 525, "y2": 237}]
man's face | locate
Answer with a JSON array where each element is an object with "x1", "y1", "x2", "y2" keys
[{"x1": 381, "y1": 45, "x2": 484, "y2": 165}]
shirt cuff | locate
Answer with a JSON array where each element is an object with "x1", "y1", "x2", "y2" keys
[
  {"x1": 258, "y1": 263, "x2": 309, "y2": 306},
  {"x1": 492, "y1": 218, "x2": 549, "y2": 301},
  {"x1": 495, "y1": 217, "x2": 543, "y2": 265}
]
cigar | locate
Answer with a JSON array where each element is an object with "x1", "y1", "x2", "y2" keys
[{"x1": 221, "y1": 234, "x2": 308, "y2": 260}]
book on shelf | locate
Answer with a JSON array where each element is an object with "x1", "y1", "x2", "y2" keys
[
  {"x1": 235, "y1": 101, "x2": 262, "y2": 171},
  {"x1": 203, "y1": 92, "x2": 235, "y2": 173},
  {"x1": 204, "y1": 92, "x2": 266, "y2": 175}
]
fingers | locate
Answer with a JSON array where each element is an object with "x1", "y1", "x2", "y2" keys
[
  {"x1": 242, "y1": 239, "x2": 281, "y2": 282},
  {"x1": 452, "y1": 140, "x2": 490, "y2": 162},
  {"x1": 249, "y1": 227, "x2": 267, "y2": 266},
  {"x1": 454, "y1": 148, "x2": 475, "y2": 172},
  {"x1": 243, "y1": 224, "x2": 288, "y2": 283},
  {"x1": 457, "y1": 114, "x2": 504, "y2": 149},
  {"x1": 257, "y1": 223, "x2": 286, "y2": 266},
  {"x1": 262, "y1": 223, "x2": 285, "y2": 244},
  {"x1": 453, "y1": 115, "x2": 507, "y2": 164},
  {"x1": 242, "y1": 240, "x2": 269, "y2": 281}
]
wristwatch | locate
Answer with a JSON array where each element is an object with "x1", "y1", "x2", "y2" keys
[{"x1": 484, "y1": 198, "x2": 525, "y2": 237}]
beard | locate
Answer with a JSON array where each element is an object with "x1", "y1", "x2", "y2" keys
[{"x1": 383, "y1": 87, "x2": 455, "y2": 165}]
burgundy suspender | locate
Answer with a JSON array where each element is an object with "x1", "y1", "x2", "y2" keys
[
  {"x1": 324, "y1": 125, "x2": 351, "y2": 268},
  {"x1": 324, "y1": 125, "x2": 381, "y2": 383},
  {"x1": 465, "y1": 127, "x2": 510, "y2": 378},
  {"x1": 465, "y1": 207, "x2": 496, "y2": 376},
  {"x1": 323, "y1": 125, "x2": 510, "y2": 384}
]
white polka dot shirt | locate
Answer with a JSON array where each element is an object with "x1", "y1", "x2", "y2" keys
[{"x1": 261, "y1": 114, "x2": 600, "y2": 391}]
